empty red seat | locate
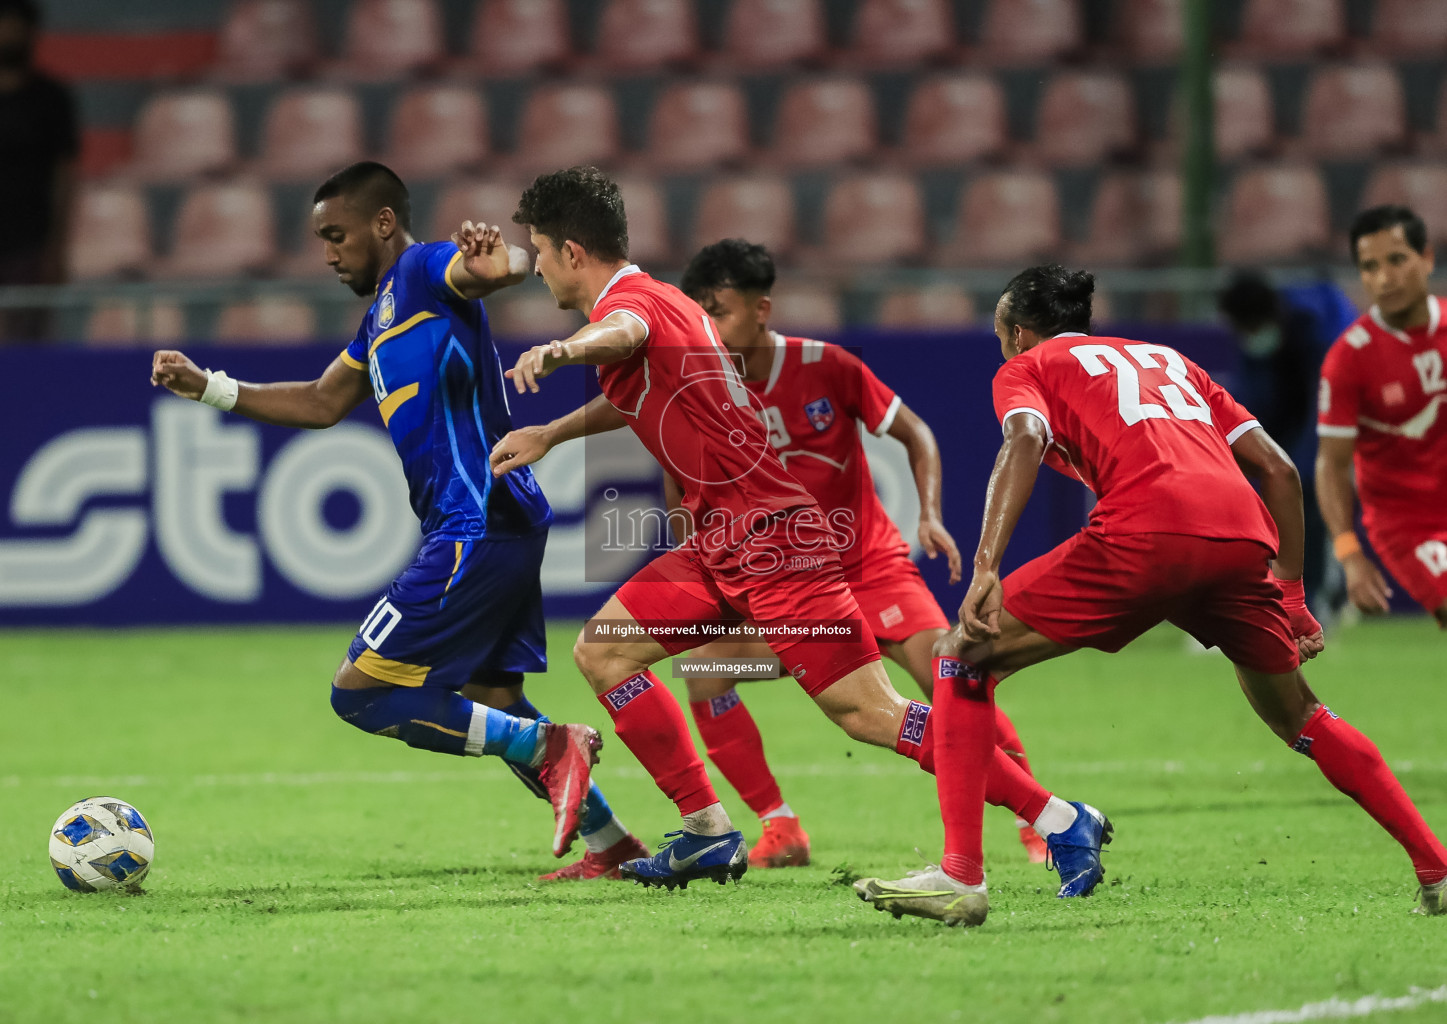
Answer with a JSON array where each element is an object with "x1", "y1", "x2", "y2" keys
[
  {"x1": 595, "y1": 0, "x2": 698, "y2": 71},
  {"x1": 977, "y1": 0, "x2": 1083, "y2": 64},
  {"x1": 68, "y1": 183, "x2": 152, "y2": 280},
  {"x1": 385, "y1": 86, "x2": 488, "y2": 179},
  {"x1": 259, "y1": 88, "x2": 364, "y2": 181},
  {"x1": 818, "y1": 173, "x2": 926, "y2": 266},
  {"x1": 646, "y1": 82, "x2": 749, "y2": 171},
  {"x1": 848, "y1": 0, "x2": 956, "y2": 66},
  {"x1": 129, "y1": 90, "x2": 237, "y2": 182},
  {"x1": 467, "y1": 0, "x2": 570, "y2": 74},
  {"x1": 1370, "y1": 0, "x2": 1447, "y2": 55},
  {"x1": 1212, "y1": 65, "x2": 1276, "y2": 160},
  {"x1": 615, "y1": 177, "x2": 670, "y2": 265},
  {"x1": 1217, "y1": 165, "x2": 1330, "y2": 264},
  {"x1": 942, "y1": 171, "x2": 1062, "y2": 265},
  {"x1": 721, "y1": 0, "x2": 828, "y2": 70},
  {"x1": 1301, "y1": 64, "x2": 1407, "y2": 157},
  {"x1": 1032, "y1": 71, "x2": 1136, "y2": 166},
  {"x1": 161, "y1": 180, "x2": 277, "y2": 279},
  {"x1": 215, "y1": 0, "x2": 319, "y2": 80},
  {"x1": 1237, "y1": 0, "x2": 1345, "y2": 56},
  {"x1": 876, "y1": 284, "x2": 977, "y2": 328},
  {"x1": 1114, "y1": 0, "x2": 1183, "y2": 61},
  {"x1": 691, "y1": 176, "x2": 798, "y2": 258},
  {"x1": 770, "y1": 79, "x2": 877, "y2": 168},
  {"x1": 1071, "y1": 170, "x2": 1181, "y2": 266},
  {"x1": 514, "y1": 84, "x2": 621, "y2": 171},
  {"x1": 85, "y1": 301, "x2": 185, "y2": 347},
  {"x1": 901, "y1": 74, "x2": 1008, "y2": 165},
  {"x1": 1359, "y1": 164, "x2": 1447, "y2": 249},
  {"x1": 215, "y1": 298, "x2": 319, "y2": 344},
  {"x1": 429, "y1": 179, "x2": 527, "y2": 243},
  {"x1": 769, "y1": 282, "x2": 841, "y2": 332},
  {"x1": 341, "y1": 0, "x2": 445, "y2": 77}
]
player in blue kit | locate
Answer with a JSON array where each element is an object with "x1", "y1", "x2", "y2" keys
[{"x1": 151, "y1": 162, "x2": 646, "y2": 872}]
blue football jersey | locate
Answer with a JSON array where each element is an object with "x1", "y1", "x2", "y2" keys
[{"x1": 341, "y1": 241, "x2": 552, "y2": 538}]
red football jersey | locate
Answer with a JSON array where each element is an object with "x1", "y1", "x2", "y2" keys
[
  {"x1": 592, "y1": 268, "x2": 815, "y2": 555},
  {"x1": 1317, "y1": 296, "x2": 1447, "y2": 527},
  {"x1": 992, "y1": 334, "x2": 1277, "y2": 549},
  {"x1": 743, "y1": 333, "x2": 908, "y2": 572}
]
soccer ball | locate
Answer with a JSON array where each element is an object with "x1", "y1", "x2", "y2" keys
[{"x1": 48, "y1": 796, "x2": 154, "y2": 892}]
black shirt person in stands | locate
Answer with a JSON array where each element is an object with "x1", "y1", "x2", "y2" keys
[{"x1": 0, "y1": 0, "x2": 77, "y2": 341}]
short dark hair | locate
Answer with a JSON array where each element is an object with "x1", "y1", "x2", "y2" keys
[
  {"x1": 0, "y1": 0, "x2": 40, "y2": 26},
  {"x1": 313, "y1": 161, "x2": 411, "y2": 232},
  {"x1": 680, "y1": 239, "x2": 776, "y2": 300},
  {"x1": 513, "y1": 166, "x2": 628, "y2": 261},
  {"x1": 1217, "y1": 270, "x2": 1278, "y2": 329},
  {"x1": 1349, "y1": 205, "x2": 1427, "y2": 263},
  {"x1": 998, "y1": 264, "x2": 1094, "y2": 337}
]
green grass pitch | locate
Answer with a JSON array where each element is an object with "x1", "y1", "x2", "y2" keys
[{"x1": 1, "y1": 620, "x2": 1443, "y2": 1024}]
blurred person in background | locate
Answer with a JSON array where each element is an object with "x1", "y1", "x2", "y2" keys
[{"x1": 0, "y1": 0, "x2": 76, "y2": 342}]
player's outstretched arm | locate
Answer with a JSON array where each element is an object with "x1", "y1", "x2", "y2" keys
[
  {"x1": 1314, "y1": 434, "x2": 1392, "y2": 614},
  {"x1": 150, "y1": 349, "x2": 371, "y2": 430},
  {"x1": 505, "y1": 312, "x2": 647, "y2": 394},
  {"x1": 887, "y1": 402, "x2": 963, "y2": 584},
  {"x1": 490, "y1": 394, "x2": 626, "y2": 477},
  {"x1": 447, "y1": 221, "x2": 529, "y2": 299},
  {"x1": 961, "y1": 415, "x2": 1046, "y2": 641}
]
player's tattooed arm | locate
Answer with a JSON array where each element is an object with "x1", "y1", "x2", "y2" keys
[
  {"x1": 448, "y1": 221, "x2": 529, "y2": 298},
  {"x1": 1314, "y1": 434, "x2": 1392, "y2": 615},
  {"x1": 505, "y1": 312, "x2": 647, "y2": 394},
  {"x1": 490, "y1": 394, "x2": 626, "y2": 477},
  {"x1": 150, "y1": 349, "x2": 371, "y2": 429},
  {"x1": 887, "y1": 402, "x2": 963, "y2": 584},
  {"x1": 960, "y1": 414, "x2": 1047, "y2": 641}
]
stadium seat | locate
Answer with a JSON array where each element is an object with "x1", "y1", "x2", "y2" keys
[
  {"x1": 769, "y1": 281, "x2": 841, "y2": 332},
  {"x1": 1113, "y1": 0, "x2": 1183, "y2": 62},
  {"x1": 769, "y1": 79, "x2": 878, "y2": 168},
  {"x1": 1031, "y1": 71, "x2": 1136, "y2": 166},
  {"x1": 1071, "y1": 169, "x2": 1182, "y2": 266},
  {"x1": 1369, "y1": 0, "x2": 1447, "y2": 55},
  {"x1": 616, "y1": 177, "x2": 671, "y2": 266},
  {"x1": 645, "y1": 82, "x2": 750, "y2": 172},
  {"x1": 691, "y1": 175, "x2": 798, "y2": 258},
  {"x1": 817, "y1": 173, "x2": 926, "y2": 266},
  {"x1": 215, "y1": 298, "x2": 320, "y2": 344},
  {"x1": 159, "y1": 180, "x2": 277, "y2": 279},
  {"x1": 129, "y1": 91, "x2": 237, "y2": 182},
  {"x1": 1301, "y1": 64, "x2": 1407, "y2": 158},
  {"x1": 594, "y1": 0, "x2": 699, "y2": 72},
  {"x1": 976, "y1": 0, "x2": 1084, "y2": 64},
  {"x1": 1217, "y1": 165, "x2": 1330, "y2": 264},
  {"x1": 466, "y1": 0, "x2": 571, "y2": 75},
  {"x1": 847, "y1": 0, "x2": 956, "y2": 66},
  {"x1": 385, "y1": 85, "x2": 489, "y2": 179},
  {"x1": 900, "y1": 74, "x2": 1008, "y2": 165},
  {"x1": 1212, "y1": 66, "x2": 1276, "y2": 161},
  {"x1": 875, "y1": 284, "x2": 977, "y2": 328},
  {"x1": 340, "y1": 0, "x2": 446, "y2": 78},
  {"x1": 941, "y1": 171, "x2": 1062, "y2": 265},
  {"x1": 514, "y1": 84, "x2": 621, "y2": 171},
  {"x1": 215, "y1": 0, "x2": 319, "y2": 80},
  {"x1": 1359, "y1": 164, "x2": 1447, "y2": 250},
  {"x1": 84, "y1": 301, "x2": 185, "y2": 347},
  {"x1": 1236, "y1": 0, "x2": 1346, "y2": 56},
  {"x1": 258, "y1": 88, "x2": 365, "y2": 181},
  {"x1": 429, "y1": 179, "x2": 530, "y2": 244},
  {"x1": 68, "y1": 183, "x2": 152, "y2": 281},
  {"x1": 720, "y1": 0, "x2": 828, "y2": 70}
]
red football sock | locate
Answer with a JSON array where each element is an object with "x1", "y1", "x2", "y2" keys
[
  {"x1": 690, "y1": 690, "x2": 785, "y2": 818},
  {"x1": 994, "y1": 705, "x2": 1036, "y2": 778},
  {"x1": 932, "y1": 656, "x2": 995, "y2": 887},
  {"x1": 1294, "y1": 705, "x2": 1447, "y2": 885},
  {"x1": 598, "y1": 672, "x2": 718, "y2": 817}
]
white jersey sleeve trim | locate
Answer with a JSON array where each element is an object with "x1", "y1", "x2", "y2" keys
[
  {"x1": 764, "y1": 331, "x2": 787, "y2": 394},
  {"x1": 871, "y1": 394, "x2": 902, "y2": 436},
  {"x1": 1001, "y1": 406, "x2": 1053, "y2": 446},
  {"x1": 1224, "y1": 419, "x2": 1261, "y2": 445},
  {"x1": 1317, "y1": 423, "x2": 1359, "y2": 438},
  {"x1": 610, "y1": 308, "x2": 650, "y2": 341}
]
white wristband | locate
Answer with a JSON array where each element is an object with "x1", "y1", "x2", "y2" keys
[{"x1": 200, "y1": 369, "x2": 239, "y2": 411}]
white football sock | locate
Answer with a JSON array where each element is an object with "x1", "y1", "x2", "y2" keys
[
  {"x1": 582, "y1": 816, "x2": 629, "y2": 854},
  {"x1": 1032, "y1": 796, "x2": 1078, "y2": 838},
  {"x1": 761, "y1": 802, "x2": 796, "y2": 822},
  {"x1": 682, "y1": 802, "x2": 733, "y2": 836}
]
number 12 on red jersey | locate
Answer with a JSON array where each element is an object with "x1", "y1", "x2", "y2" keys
[{"x1": 1071, "y1": 343, "x2": 1213, "y2": 426}]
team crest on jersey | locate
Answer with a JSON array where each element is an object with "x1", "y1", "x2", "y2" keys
[
  {"x1": 804, "y1": 397, "x2": 835, "y2": 432},
  {"x1": 377, "y1": 289, "x2": 396, "y2": 329}
]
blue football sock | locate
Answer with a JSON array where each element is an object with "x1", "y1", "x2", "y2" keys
[
  {"x1": 502, "y1": 695, "x2": 616, "y2": 839},
  {"x1": 330, "y1": 685, "x2": 541, "y2": 764}
]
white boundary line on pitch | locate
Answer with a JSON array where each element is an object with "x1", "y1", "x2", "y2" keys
[{"x1": 1168, "y1": 984, "x2": 1447, "y2": 1024}]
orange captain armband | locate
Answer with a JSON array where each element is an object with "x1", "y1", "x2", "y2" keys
[{"x1": 1333, "y1": 532, "x2": 1362, "y2": 561}]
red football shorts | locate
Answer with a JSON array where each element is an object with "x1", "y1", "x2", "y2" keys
[
  {"x1": 1002, "y1": 529, "x2": 1300, "y2": 675},
  {"x1": 1365, "y1": 517, "x2": 1447, "y2": 614},
  {"x1": 615, "y1": 509, "x2": 882, "y2": 696},
  {"x1": 847, "y1": 548, "x2": 950, "y2": 644}
]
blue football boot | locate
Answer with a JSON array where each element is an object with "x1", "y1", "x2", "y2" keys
[
  {"x1": 1045, "y1": 801, "x2": 1113, "y2": 897},
  {"x1": 619, "y1": 829, "x2": 748, "y2": 890}
]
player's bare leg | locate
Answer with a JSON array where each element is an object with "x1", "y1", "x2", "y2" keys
[
  {"x1": 1434, "y1": 600, "x2": 1447, "y2": 630},
  {"x1": 1234, "y1": 663, "x2": 1447, "y2": 913}
]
